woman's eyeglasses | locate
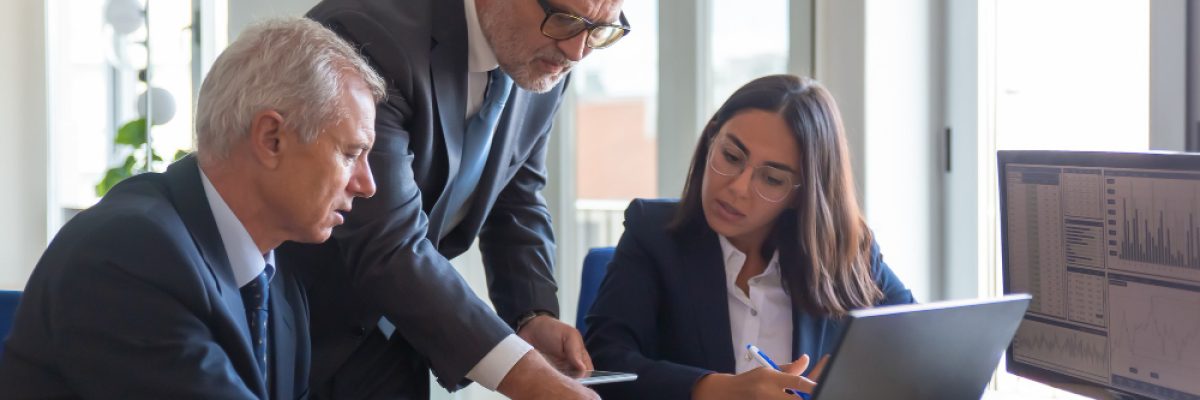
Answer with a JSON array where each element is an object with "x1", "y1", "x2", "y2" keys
[{"x1": 707, "y1": 137, "x2": 801, "y2": 203}]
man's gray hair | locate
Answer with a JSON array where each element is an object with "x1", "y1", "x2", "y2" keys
[{"x1": 195, "y1": 17, "x2": 386, "y2": 159}]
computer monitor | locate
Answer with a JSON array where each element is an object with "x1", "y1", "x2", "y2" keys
[{"x1": 999, "y1": 150, "x2": 1200, "y2": 400}]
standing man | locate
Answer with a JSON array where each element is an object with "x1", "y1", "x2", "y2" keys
[
  {"x1": 0, "y1": 18, "x2": 385, "y2": 399},
  {"x1": 282, "y1": 0, "x2": 629, "y2": 398}
]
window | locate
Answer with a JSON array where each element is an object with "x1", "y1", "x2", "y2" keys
[
  {"x1": 47, "y1": 0, "x2": 114, "y2": 217},
  {"x1": 708, "y1": 0, "x2": 788, "y2": 114},
  {"x1": 572, "y1": 0, "x2": 659, "y2": 254},
  {"x1": 992, "y1": 0, "x2": 1149, "y2": 152},
  {"x1": 981, "y1": 0, "x2": 1151, "y2": 396},
  {"x1": 48, "y1": 0, "x2": 196, "y2": 229}
]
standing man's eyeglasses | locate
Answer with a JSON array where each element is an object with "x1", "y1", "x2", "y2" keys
[{"x1": 537, "y1": 0, "x2": 631, "y2": 49}]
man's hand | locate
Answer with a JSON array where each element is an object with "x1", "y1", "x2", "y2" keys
[
  {"x1": 496, "y1": 350, "x2": 599, "y2": 400},
  {"x1": 517, "y1": 315, "x2": 593, "y2": 371}
]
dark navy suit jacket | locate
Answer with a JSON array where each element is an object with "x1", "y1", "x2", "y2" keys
[
  {"x1": 0, "y1": 157, "x2": 310, "y2": 399},
  {"x1": 276, "y1": 0, "x2": 568, "y2": 398},
  {"x1": 584, "y1": 199, "x2": 915, "y2": 399}
]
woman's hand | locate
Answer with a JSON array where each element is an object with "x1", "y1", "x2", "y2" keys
[
  {"x1": 778, "y1": 354, "x2": 829, "y2": 398},
  {"x1": 781, "y1": 354, "x2": 829, "y2": 384},
  {"x1": 692, "y1": 354, "x2": 825, "y2": 400}
]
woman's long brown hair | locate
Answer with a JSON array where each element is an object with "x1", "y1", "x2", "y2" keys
[{"x1": 670, "y1": 74, "x2": 882, "y2": 317}]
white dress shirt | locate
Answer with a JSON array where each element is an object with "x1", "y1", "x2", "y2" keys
[
  {"x1": 459, "y1": 0, "x2": 535, "y2": 391},
  {"x1": 464, "y1": 0, "x2": 498, "y2": 119},
  {"x1": 718, "y1": 235, "x2": 793, "y2": 374},
  {"x1": 199, "y1": 170, "x2": 275, "y2": 287}
]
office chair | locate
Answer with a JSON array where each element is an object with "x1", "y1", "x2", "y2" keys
[
  {"x1": 0, "y1": 290, "x2": 21, "y2": 358},
  {"x1": 575, "y1": 247, "x2": 615, "y2": 335}
]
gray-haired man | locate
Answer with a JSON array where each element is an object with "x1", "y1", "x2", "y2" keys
[{"x1": 0, "y1": 18, "x2": 383, "y2": 398}]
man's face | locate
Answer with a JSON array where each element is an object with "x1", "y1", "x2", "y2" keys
[
  {"x1": 478, "y1": 0, "x2": 624, "y2": 93},
  {"x1": 267, "y1": 77, "x2": 377, "y2": 243}
]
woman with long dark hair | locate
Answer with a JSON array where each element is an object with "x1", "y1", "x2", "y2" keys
[{"x1": 583, "y1": 75, "x2": 915, "y2": 399}]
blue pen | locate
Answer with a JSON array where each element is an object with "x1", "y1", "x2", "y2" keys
[{"x1": 747, "y1": 344, "x2": 811, "y2": 400}]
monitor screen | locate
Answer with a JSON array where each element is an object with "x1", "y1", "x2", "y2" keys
[{"x1": 999, "y1": 150, "x2": 1200, "y2": 400}]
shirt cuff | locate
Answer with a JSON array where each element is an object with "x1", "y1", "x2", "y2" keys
[{"x1": 465, "y1": 334, "x2": 534, "y2": 391}]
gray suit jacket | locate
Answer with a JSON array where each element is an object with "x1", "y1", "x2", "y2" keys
[
  {"x1": 278, "y1": 0, "x2": 567, "y2": 398},
  {"x1": 0, "y1": 156, "x2": 311, "y2": 399}
]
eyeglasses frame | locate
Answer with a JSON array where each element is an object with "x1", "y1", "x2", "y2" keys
[
  {"x1": 706, "y1": 137, "x2": 802, "y2": 203},
  {"x1": 536, "y1": 0, "x2": 631, "y2": 49}
]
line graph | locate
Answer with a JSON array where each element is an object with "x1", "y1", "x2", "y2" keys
[
  {"x1": 1109, "y1": 277, "x2": 1200, "y2": 396},
  {"x1": 1012, "y1": 318, "x2": 1109, "y2": 382},
  {"x1": 1112, "y1": 298, "x2": 1200, "y2": 367}
]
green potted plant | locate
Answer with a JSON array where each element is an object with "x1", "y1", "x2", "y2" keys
[{"x1": 95, "y1": 117, "x2": 188, "y2": 197}]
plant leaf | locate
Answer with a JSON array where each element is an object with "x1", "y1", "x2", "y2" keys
[
  {"x1": 94, "y1": 166, "x2": 133, "y2": 197},
  {"x1": 115, "y1": 118, "x2": 148, "y2": 146},
  {"x1": 173, "y1": 149, "x2": 190, "y2": 161}
]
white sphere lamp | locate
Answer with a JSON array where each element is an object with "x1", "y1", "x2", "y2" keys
[{"x1": 137, "y1": 87, "x2": 177, "y2": 126}]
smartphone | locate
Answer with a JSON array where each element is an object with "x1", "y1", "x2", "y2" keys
[{"x1": 561, "y1": 369, "x2": 638, "y2": 385}]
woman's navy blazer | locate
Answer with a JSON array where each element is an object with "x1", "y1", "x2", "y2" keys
[{"x1": 584, "y1": 198, "x2": 915, "y2": 399}]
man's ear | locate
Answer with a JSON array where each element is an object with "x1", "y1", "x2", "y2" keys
[{"x1": 248, "y1": 109, "x2": 286, "y2": 169}]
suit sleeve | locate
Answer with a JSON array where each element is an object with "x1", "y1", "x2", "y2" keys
[
  {"x1": 585, "y1": 201, "x2": 714, "y2": 400},
  {"x1": 311, "y1": 11, "x2": 514, "y2": 389},
  {"x1": 870, "y1": 240, "x2": 917, "y2": 305},
  {"x1": 478, "y1": 115, "x2": 561, "y2": 325},
  {"x1": 46, "y1": 220, "x2": 257, "y2": 399}
]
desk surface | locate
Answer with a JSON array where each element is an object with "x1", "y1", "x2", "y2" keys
[{"x1": 983, "y1": 382, "x2": 1123, "y2": 400}]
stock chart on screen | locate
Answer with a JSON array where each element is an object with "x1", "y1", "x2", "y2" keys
[{"x1": 1001, "y1": 151, "x2": 1200, "y2": 400}]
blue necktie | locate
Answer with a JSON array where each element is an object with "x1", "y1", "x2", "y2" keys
[
  {"x1": 241, "y1": 266, "x2": 272, "y2": 381},
  {"x1": 436, "y1": 69, "x2": 513, "y2": 231}
]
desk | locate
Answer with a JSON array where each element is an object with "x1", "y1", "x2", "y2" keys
[{"x1": 982, "y1": 380, "x2": 1125, "y2": 400}]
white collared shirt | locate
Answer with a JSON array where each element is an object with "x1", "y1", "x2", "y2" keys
[
  {"x1": 459, "y1": 0, "x2": 535, "y2": 391},
  {"x1": 199, "y1": 170, "x2": 275, "y2": 287},
  {"x1": 718, "y1": 235, "x2": 793, "y2": 374},
  {"x1": 464, "y1": 0, "x2": 499, "y2": 119}
]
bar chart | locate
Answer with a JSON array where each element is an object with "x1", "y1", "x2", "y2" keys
[{"x1": 1106, "y1": 171, "x2": 1200, "y2": 283}]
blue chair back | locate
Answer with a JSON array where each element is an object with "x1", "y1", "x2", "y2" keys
[
  {"x1": 0, "y1": 290, "x2": 21, "y2": 357},
  {"x1": 576, "y1": 247, "x2": 615, "y2": 335}
]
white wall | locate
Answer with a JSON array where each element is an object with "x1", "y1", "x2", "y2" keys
[
  {"x1": 0, "y1": 0, "x2": 49, "y2": 290},
  {"x1": 227, "y1": 0, "x2": 318, "y2": 39},
  {"x1": 816, "y1": 0, "x2": 942, "y2": 301}
]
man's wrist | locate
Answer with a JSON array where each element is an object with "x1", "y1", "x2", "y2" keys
[{"x1": 515, "y1": 310, "x2": 556, "y2": 332}]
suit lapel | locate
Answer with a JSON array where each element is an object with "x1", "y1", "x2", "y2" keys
[
  {"x1": 680, "y1": 225, "x2": 737, "y2": 373},
  {"x1": 163, "y1": 156, "x2": 267, "y2": 398},
  {"x1": 427, "y1": 0, "x2": 468, "y2": 237},
  {"x1": 269, "y1": 276, "x2": 296, "y2": 400}
]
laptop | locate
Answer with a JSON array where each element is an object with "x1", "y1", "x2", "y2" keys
[{"x1": 810, "y1": 294, "x2": 1031, "y2": 400}]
